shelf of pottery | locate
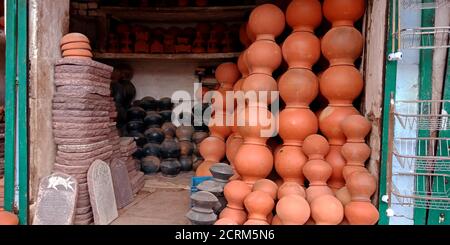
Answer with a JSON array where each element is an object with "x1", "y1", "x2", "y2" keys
[
  {"x1": 69, "y1": 0, "x2": 257, "y2": 60},
  {"x1": 186, "y1": 0, "x2": 380, "y2": 225}
]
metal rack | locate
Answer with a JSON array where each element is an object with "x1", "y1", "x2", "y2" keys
[
  {"x1": 401, "y1": 0, "x2": 449, "y2": 9},
  {"x1": 387, "y1": 99, "x2": 450, "y2": 212},
  {"x1": 395, "y1": 27, "x2": 450, "y2": 50}
]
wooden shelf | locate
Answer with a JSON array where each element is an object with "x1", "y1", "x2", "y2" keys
[
  {"x1": 93, "y1": 52, "x2": 241, "y2": 60},
  {"x1": 98, "y1": 5, "x2": 255, "y2": 22}
]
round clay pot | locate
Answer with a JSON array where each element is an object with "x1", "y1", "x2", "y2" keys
[
  {"x1": 278, "y1": 108, "x2": 318, "y2": 145},
  {"x1": 199, "y1": 136, "x2": 226, "y2": 163},
  {"x1": 161, "y1": 122, "x2": 177, "y2": 138},
  {"x1": 144, "y1": 128, "x2": 164, "y2": 144},
  {"x1": 344, "y1": 202, "x2": 379, "y2": 225},
  {"x1": 243, "y1": 190, "x2": 274, "y2": 224},
  {"x1": 234, "y1": 144, "x2": 273, "y2": 187},
  {"x1": 346, "y1": 171, "x2": 377, "y2": 202},
  {"x1": 276, "y1": 195, "x2": 310, "y2": 225},
  {"x1": 208, "y1": 113, "x2": 232, "y2": 140},
  {"x1": 241, "y1": 73, "x2": 278, "y2": 105},
  {"x1": 158, "y1": 97, "x2": 173, "y2": 111},
  {"x1": 303, "y1": 158, "x2": 332, "y2": 187},
  {"x1": 179, "y1": 156, "x2": 193, "y2": 171},
  {"x1": 127, "y1": 106, "x2": 146, "y2": 121},
  {"x1": 160, "y1": 158, "x2": 181, "y2": 177},
  {"x1": 127, "y1": 120, "x2": 144, "y2": 132},
  {"x1": 135, "y1": 134, "x2": 148, "y2": 148},
  {"x1": 286, "y1": 0, "x2": 322, "y2": 32},
  {"x1": 274, "y1": 145, "x2": 307, "y2": 185},
  {"x1": 214, "y1": 218, "x2": 238, "y2": 225},
  {"x1": 252, "y1": 179, "x2": 278, "y2": 200},
  {"x1": 225, "y1": 133, "x2": 244, "y2": 165},
  {"x1": 176, "y1": 125, "x2": 194, "y2": 141},
  {"x1": 239, "y1": 22, "x2": 252, "y2": 47},
  {"x1": 310, "y1": 195, "x2": 344, "y2": 225},
  {"x1": 62, "y1": 49, "x2": 93, "y2": 58},
  {"x1": 320, "y1": 66, "x2": 363, "y2": 105},
  {"x1": 335, "y1": 186, "x2": 352, "y2": 206},
  {"x1": 277, "y1": 182, "x2": 306, "y2": 199},
  {"x1": 60, "y1": 32, "x2": 90, "y2": 46},
  {"x1": 303, "y1": 134, "x2": 330, "y2": 159},
  {"x1": 237, "y1": 51, "x2": 249, "y2": 78},
  {"x1": 325, "y1": 145, "x2": 347, "y2": 190},
  {"x1": 132, "y1": 147, "x2": 146, "y2": 159},
  {"x1": 215, "y1": 62, "x2": 240, "y2": 90},
  {"x1": 61, "y1": 42, "x2": 91, "y2": 51},
  {"x1": 128, "y1": 130, "x2": 144, "y2": 138},
  {"x1": 246, "y1": 22, "x2": 256, "y2": 43},
  {"x1": 341, "y1": 115, "x2": 371, "y2": 143},
  {"x1": 192, "y1": 131, "x2": 209, "y2": 144},
  {"x1": 0, "y1": 210, "x2": 19, "y2": 225},
  {"x1": 140, "y1": 96, "x2": 158, "y2": 111},
  {"x1": 220, "y1": 180, "x2": 251, "y2": 224},
  {"x1": 319, "y1": 106, "x2": 360, "y2": 145},
  {"x1": 179, "y1": 141, "x2": 194, "y2": 156},
  {"x1": 141, "y1": 156, "x2": 160, "y2": 174},
  {"x1": 321, "y1": 26, "x2": 363, "y2": 66},
  {"x1": 159, "y1": 110, "x2": 173, "y2": 123},
  {"x1": 282, "y1": 32, "x2": 320, "y2": 69},
  {"x1": 143, "y1": 143, "x2": 161, "y2": 157},
  {"x1": 246, "y1": 40, "x2": 282, "y2": 75},
  {"x1": 323, "y1": 0, "x2": 366, "y2": 27},
  {"x1": 306, "y1": 186, "x2": 334, "y2": 203},
  {"x1": 144, "y1": 111, "x2": 163, "y2": 128},
  {"x1": 160, "y1": 138, "x2": 181, "y2": 159},
  {"x1": 342, "y1": 165, "x2": 367, "y2": 182},
  {"x1": 248, "y1": 4, "x2": 285, "y2": 41},
  {"x1": 341, "y1": 144, "x2": 371, "y2": 168},
  {"x1": 237, "y1": 105, "x2": 276, "y2": 143},
  {"x1": 278, "y1": 68, "x2": 318, "y2": 107}
]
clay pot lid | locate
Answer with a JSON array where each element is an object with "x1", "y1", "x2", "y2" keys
[
  {"x1": 60, "y1": 33, "x2": 90, "y2": 46},
  {"x1": 0, "y1": 210, "x2": 19, "y2": 225},
  {"x1": 61, "y1": 42, "x2": 92, "y2": 52},
  {"x1": 277, "y1": 182, "x2": 306, "y2": 199},
  {"x1": 62, "y1": 49, "x2": 93, "y2": 58},
  {"x1": 341, "y1": 115, "x2": 371, "y2": 143},
  {"x1": 214, "y1": 218, "x2": 238, "y2": 225},
  {"x1": 252, "y1": 179, "x2": 278, "y2": 200},
  {"x1": 303, "y1": 134, "x2": 330, "y2": 159}
]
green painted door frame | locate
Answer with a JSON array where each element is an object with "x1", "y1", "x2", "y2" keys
[{"x1": 4, "y1": 0, "x2": 28, "y2": 225}]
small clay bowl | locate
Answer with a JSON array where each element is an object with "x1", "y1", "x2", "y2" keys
[
  {"x1": 60, "y1": 33, "x2": 90, "y2": 46},
  {"x1": 61, "y1": 42, "x2": 92, "y2": 51},
  {"x1": 62, "y1": 49, "x2": 93, "y2": 57},
  {"x1": 62, "y1": 56, "x2": 92, "y2": 60}
]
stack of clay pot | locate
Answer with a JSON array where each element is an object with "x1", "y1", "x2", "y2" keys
[
  {"x1": 52, "y1": 33, "x2": 115, "y2": 225},
  {"x1": 176, "y1": 125, "x2": 195, "y2": 172},
  {"x1": 275, "y1": 0, "x2": 321, "y2": 186},
  {"x1": 60, "y1": 33, "x2": 93, "y2": 59},
  {"x1": 120, "y1": 137, "x2": 145, "y2": 194},
  {"x1": 196, "y1": 63, "x2": 240, "y2": 176},
  {"x1": 233, "y1": 3, "x2": 282, "y2": 186},
  {"x1": 160, "y1": 121, "x2": 182, "y2": 176}
]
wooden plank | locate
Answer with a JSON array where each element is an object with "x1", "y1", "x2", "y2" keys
[
  {"x1": 99, "y1": 5, "x2": 254, "y2": 22},
  {"x1": 93, "y1": 52, "x2": 240, "y2": 60},
  {"x1": 363, "y1": 0, "x2": 388, "y2": 207}
]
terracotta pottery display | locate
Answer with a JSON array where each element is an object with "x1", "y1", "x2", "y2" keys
[
  {"x1": 220, "y1": 180, "x2": 251, "y2": 224},
  {"x1": 319, "y1": 66, "x2": 363, "y2": 105},
  {"x1": 276, "y1": 194, "x2": 310, "y2": 225},
  {"x1": 323, "y1": 0, "x2": 366, "y2": 27},
  {"x1": 310, "y1": 195, "x2": 344, "y2": 225},
  {"x1": 345, "y1": 171, "x2": 379, "y2": 225},
  {"x1": 196, "y1": 136, "x2": 226, "y2": 176},
  {"x1": 247, "y1": 4, "x2": 285, "y2": 41},
  {"x1": 277, "y1": 182, "x2": 306, "y2": 199},
  {"x1": 341, "y1": 115, "x2": 371, "y2": 180},
  {"x1": 282, "y1": 32, "x2": 321, "y2": 69},
  {"x1": 245, "y1": 40, "x2": 282, "y2": 76},
  {"x1": 252, "y1": 179, "x2": 278, "y2": 200},
  {"x1": 243, "y1": 190, "x2": 274, "y2": 225},
  {"x1": 302, "y1": 134, "x2": 334, "y2": 203},
  {"x1": 286, "y1": 0, "x2": 322, "y2": 33}
]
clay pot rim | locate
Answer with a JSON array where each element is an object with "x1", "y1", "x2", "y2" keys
[{"x1": 61, "y1": 41, "x2": 91, "y2": 51}]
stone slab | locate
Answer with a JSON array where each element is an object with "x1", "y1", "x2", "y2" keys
[
  {"x1": 57, "y1": 145, "x2": 113, "y2": 160},
  {"x1": 88, "y1": 160, "x2": 118, "y2": 225},
  {"x1": 56, "y1": 58, "x2": 114, "y2": 73},
  {"x1": 32, "y1": 172, "x2": 78, "y2": 225},
  {"x1": 55, "y1": 78, "x2": 110, "y2": 88},
  {"x1": 53, "y1": 163, "x2": 90, "y2": 174},
  {"x1": 56, "y1": 151, "x2": 112, "y2": 166},
  {"x1": 110, "y1": 159, "x2": 133, "y2": 209}
]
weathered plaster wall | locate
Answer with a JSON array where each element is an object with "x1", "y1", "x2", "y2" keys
[{"x1": 28, "y1": 0, "x2": 70, "y2": 204}]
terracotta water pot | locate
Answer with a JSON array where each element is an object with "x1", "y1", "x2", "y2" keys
[
  {"x1": 176, "y1": 125, "x2": 194, "y2": 141},
  {"x1": 286, "y1": 0, "x2": 322, "y2": 33},
  {"x1": 243, "y1": 190, "x2": 274, "y2": 225},
  {"x1": 215, "y1": 62, "x2": 241, "y2": 91},
  {"x1": 234, "y1": 144, "x2": 273, "y2": 187},
  {"x1": 225, "y1": 133, "x2": 244, "y2": 166},
  {"x1": 278, "y1": 108, "x2": 318, "y2": 145},
  {"x1": 196, "y1": 136, "x2": 226, "y2": 176},
  {"x1": 248, "y1": 4, "x2": 285, "y2": 41},
  {"x1": 236, "y1": 105, "x2": 275, "y2": 144},
  {"x1": 325, "y1": 145, "x2": 347, "y2": 190},
  {"x1": 323, "y1": 0, "x2": 366, "y2": 27},
  {"x1": 252, "y1": 179, "x2": 278, "y2": 200},
  {"x1": 321, "y1": 26, "x2": 363, "y2": 66},
  {"x1": 347, "y1": 171, "x2": 376, "y2": 202},
  {"x1": 282, "y1": 32, "x2": 321, "y2": 69},
  {"x1": 319, "y1": 106, "x2": 360, "y2": 145},
  {"x1": 277, "y1": 182, "x2": 306, "y2": 199},
  {"x1": 274, "y1": 145, "x2": 307, "y2": 185},
  {"x1": 208, "y1": 113, "x2": 232, "y2": 141},
  {"x1": 344, "y1": 202, "x2": 379, "y2": 225},
  {"x1": 246, "y1": 40, "x2": 282, "y2": 75},
  {"x1": 320, "y1": 66, "x2": 363, "y2": 105},
  {"x1": 276, "y1": 195, "x2": 310, "y2": 225},
  {"x1": 310, "y1": 195, "x2": 344, "y2": 225},
  {"x1": 237, "y1": 51, "x2": 249, "y2": 78},
  {"x1": 241, "y1": 73, "x2": 278, "y2": 105},
  {"x1": 278, "y1": 68, "x2": 319, "y2": 108},
  {"x1": 220, "y1": 180, "x2": 251, "y2": 224},
  {"x1": 335, "y1": 186, "x2": 352, "y2": 206},
  {"x1": 246, "y1": 22, "x2": 256, "y2": 43},
  {"x1": 341, "y1": 115, "x2": 371, "y2": 143}
]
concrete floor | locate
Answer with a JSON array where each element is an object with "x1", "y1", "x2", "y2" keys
[{"x1": 112, "y1": 172, "x2": 194, "y2": 225}]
